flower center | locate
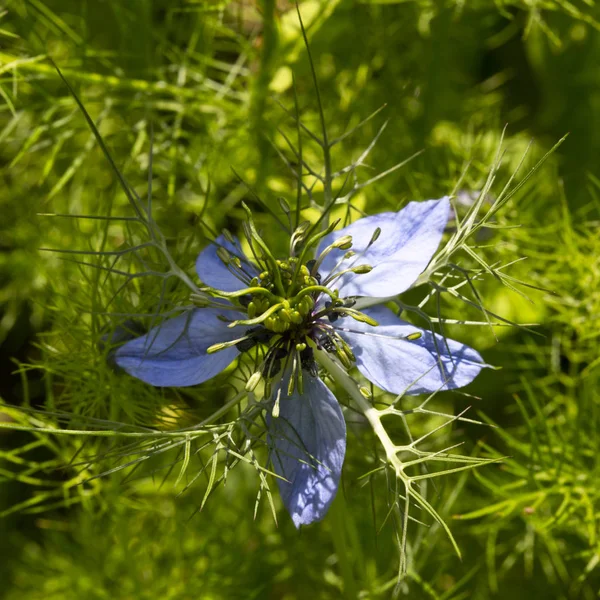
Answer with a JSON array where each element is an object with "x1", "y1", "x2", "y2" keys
[
  {"x1": 246, "y1": 259, "x2": 319, "y2": 333},
  {"x1": 201, "y1": 205, "x2": 381, "y2": 394}
]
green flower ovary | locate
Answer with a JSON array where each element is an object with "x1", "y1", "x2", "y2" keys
[{"x1": 247, "y1": 259, "x2": 318, "y2": 333}]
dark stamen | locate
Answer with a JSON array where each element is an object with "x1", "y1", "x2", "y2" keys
[
  {"x1": 238, "y1": 294, "x2": 252, "y2": 308},
  {"x1": 300, "y1": 346, "x2": 318, "y2": 377}
]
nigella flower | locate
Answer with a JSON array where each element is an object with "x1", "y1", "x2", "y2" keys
[{"x1": 115, "y1": 197, "x2": 485, "y2": 527}]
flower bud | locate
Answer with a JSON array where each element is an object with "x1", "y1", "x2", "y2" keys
[
  {"x1": 278, "y1": 197, "x2": 291, "y2": 214},
  {"x1": 347, "y1": 310, "x2": 379, "y2": 327}
]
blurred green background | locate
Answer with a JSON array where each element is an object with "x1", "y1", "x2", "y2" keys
[{"x1": 1, "y1": 0, "x2": 599, "y2": 598}]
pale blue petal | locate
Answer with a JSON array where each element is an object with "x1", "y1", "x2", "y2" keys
[
  {"x1": 115, "y1": 308, "x2": 240, "y2": 387},
  {"x1": 268, "y1": 375, "x2": 346, "y2": 527},
  {"x1": 195, "y1": 234, "x2": 256, "y2": 292},
  {"x1": 316, "y1": 198, "x2": 450, "y2": 298},
  {"x1": 338, "y1": 305, "x2": 485, "y2": 395}
]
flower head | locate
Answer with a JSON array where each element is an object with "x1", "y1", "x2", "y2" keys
[{"x1": 115, "y1": 197, "x2": 485, "y2": 527}]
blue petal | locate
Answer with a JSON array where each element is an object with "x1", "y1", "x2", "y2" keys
[
  {"x1": 268, "y1": 374, "x2": 346, "y2": 527},
  {"x1": 115, "y1": 308, "x2": 240, "y2": 387},
  {"x1": 195, "y1": 234, "x2": 256, "y2": 292},
  {"x1": 337, "y1": 305, "x2": 485, "y2": 395},
  {"x1": 316, "y1": 198, "x2": 450, "y2": 298}
]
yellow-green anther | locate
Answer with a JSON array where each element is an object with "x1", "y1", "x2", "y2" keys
[
  {"x1": 222, "y1": 228, "x2": 236, "y2": 244},
  {"x1": 287, "y1": 362, "x2": 297, "y2": 396},
  {"x1": 337, "y1": 347, "x2": 353, "y2": 369},
  {"x1": 343, "y1": 308, "x2": 379, "y2": 327},
  {"x1": 245, "y1": 372, "x2": 262, "y2": 392},
  {"x1": 344, "y1": 251, "x2": 356, "y2": 259},
  {"x1": 216, "y1": 246, "x2": 232, "y2": 264},
  {"x1": 323, "y1": 264, "x2": 373, "y2": 285},
  {"x1": 272, "y1": 390, "x2": 281, "y2": 418},
  {"x1": 290, "y1": 310, "x2": 303, "y2": 324},
  {"x1": 406, "y1": 332, "x2": 422, "y2": 341},
  {"x1": 351, "y1": 264, "x2": 373, "y2": 274},
  {"x1": 207, "y1": 337, "x2": 245, "y2": 354},
  {"x1": 332, "y1": 235, "x2": 353, "y2": 250},
  {"x1": 190, "y1": 293, "x2": 212, "y2": 307},
  {"x1": 369, "y1": 227, "x2": 382, "y2": 245},
  {"x1": 263, "y1": 312, "x2": 291, "y2": 333},
  {"x1": 309, "y1": 234, "x2": 355, "y2": 277},
  {"x1": 339, "y1": 338, "x2": 356, "y2": 362},
  {"x1": 296, "y1": 342, "x2": 307, "y2": 352}
]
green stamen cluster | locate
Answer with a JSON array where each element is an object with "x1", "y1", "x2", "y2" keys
[
  {"x1": 247, "y1": 258, "x2": 319, "y2": 333},
  {"x1": 205, "y1": 210, "x2": 380, "y2": 394}
]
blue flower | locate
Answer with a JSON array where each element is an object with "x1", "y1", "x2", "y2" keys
[{"x1": 115, "y1": 197, "x2": 485, "y2": 527}]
